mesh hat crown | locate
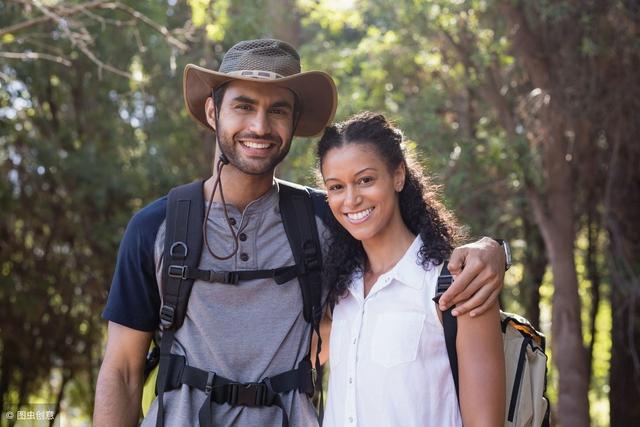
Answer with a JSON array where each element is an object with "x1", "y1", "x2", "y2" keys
[{"x1": 183, "y1": 39, "x2": 337, "y2": 137}]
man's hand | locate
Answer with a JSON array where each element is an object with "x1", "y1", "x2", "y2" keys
[{"x1": 439, "y1": 237, "x2": 505, "y2": 317}]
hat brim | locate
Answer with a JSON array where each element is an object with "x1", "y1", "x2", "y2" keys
[{"x1": 183, "y1": 64, "x2": 337, "y2": 138}]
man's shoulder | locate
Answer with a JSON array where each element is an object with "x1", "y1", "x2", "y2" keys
[
  {"x1": 126, "y1": 195, "x2": 168, "y2": 239},
  {"x1": 307, "y1": 186, "x2": 331, "y2": 223},
  {"x1": 276, "y1": 180, "x2": 329, "y2": 217}
]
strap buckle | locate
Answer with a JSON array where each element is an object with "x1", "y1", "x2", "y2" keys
[
  {"x1": 205, "y1": 371, "x2": 215, "y2": 394},
  {"x1": 437, "y1": 274, "x2": 453, "y2": 293},
  {"x1": 159, "y1": 304, "x2": 175, "y2": 329},
  {"x1": 168, "y1": 265, "x2": 188, "y2": 280},
  {"x1": 169, "y1": 241, "x2": 188, "y2": 259},
  {"x1": 223, "y1": 271, "x2": 239, "y2": 284},
  {"x1": 226, "y1": 382, "x2": 267, "y2": 407},
  {"x1": 302, "y1": 241, "x2": 320, "y2": 271},
  {"x1": 209, "y1": 271, "x2": 239, "y2": 284}
]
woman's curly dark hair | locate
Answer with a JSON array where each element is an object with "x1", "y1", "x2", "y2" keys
[{"x1": 317, "y1": 112, "x2": 463, "y2": 306}]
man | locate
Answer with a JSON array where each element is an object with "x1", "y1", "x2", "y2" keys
[{"x1": 94, "y1": 39, "x2": 507, "y2": 426}]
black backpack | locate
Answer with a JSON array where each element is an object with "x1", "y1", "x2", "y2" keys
[{"x1": 149, "y1": 179, "x2": 325, "y2": 427}]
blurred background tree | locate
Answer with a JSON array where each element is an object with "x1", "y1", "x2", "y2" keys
[{"x1": 1, "y1": 0, "x2": 638, "y2": 425}]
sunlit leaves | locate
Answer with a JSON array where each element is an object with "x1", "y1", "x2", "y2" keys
[{"x1": 297, "y1": 0, "x2": 363, "y2": 34}]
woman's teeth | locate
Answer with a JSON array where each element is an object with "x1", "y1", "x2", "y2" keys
[{"x1": 347, "y1": 207, "x2": 373, "y2": 221}]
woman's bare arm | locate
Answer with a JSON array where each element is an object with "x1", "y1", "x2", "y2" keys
[{"x1": 456, "y1": 302, "x2": 505, "y2": 427}]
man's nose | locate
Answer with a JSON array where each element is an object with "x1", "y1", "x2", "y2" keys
[{"x1": 249, "y1": 111, "x2": 272, "y2": 136}]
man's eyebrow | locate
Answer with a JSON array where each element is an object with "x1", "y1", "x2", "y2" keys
[
  {"x1": 230, "y1": 96, "x2": 293, "y2": 110},
  {"x1": 231, "y1": 95, "x2": 257, "y2": 104},
  {"x1": 271, "y1": 100, "x2": 293, "y2": 110}
]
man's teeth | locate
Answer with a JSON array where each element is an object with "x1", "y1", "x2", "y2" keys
[
  {"x1": 242, "y1": 141, "x2": 271, "y2": 149},
  {"x1": 347, "y1": 208, "x2": 373, "y2": 221}
]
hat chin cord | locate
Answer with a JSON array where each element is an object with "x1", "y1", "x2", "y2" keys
[
  {"x1": 202, "y1": 99, "x2": 301, "y2": 261},
  {"x1": 202, "y1": 106, "x2": 238, "y2": 260}
]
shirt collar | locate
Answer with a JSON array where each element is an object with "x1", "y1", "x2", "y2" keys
[
  {"x1": 384, "y1": 235, "x2": 428, "y2": 290},
  {"x1": 348, "y1": 235, "x2": 429, "y2": 300},
  {"x1": 207, "y1": 180, "x2": 278, "y2": 215}
]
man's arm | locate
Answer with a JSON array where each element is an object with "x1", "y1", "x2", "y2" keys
[
  {"x1": 439, "y1": 237, "x2": 506, "y2": 317},
  {"x1": 94, "y1": 322, "x2": 153, "y2": 427}
]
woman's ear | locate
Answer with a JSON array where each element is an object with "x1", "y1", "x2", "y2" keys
[
  {"x1": 394, "y1": 162, "x2": 406, "y2": 192},
  {"x1": 204, "y1": 97, "x2": 217, "y2": 130}
]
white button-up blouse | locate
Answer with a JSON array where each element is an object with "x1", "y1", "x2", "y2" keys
[{"x1": 324, "y1": 236, "x2": 463, "y2": 427}]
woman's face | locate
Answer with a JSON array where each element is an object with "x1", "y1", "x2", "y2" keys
[{"x1": 321, "y1": 142, "x2": 405, "y2": 243}]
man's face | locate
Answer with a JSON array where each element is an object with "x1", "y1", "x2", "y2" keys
[{"x1": 206, "y1": 80, "x2": 296, "y2": 176}]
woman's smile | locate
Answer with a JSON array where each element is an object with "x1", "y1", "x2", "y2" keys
[{"x1": 345, "y1": 207, "x2": 375, "y2": 224}]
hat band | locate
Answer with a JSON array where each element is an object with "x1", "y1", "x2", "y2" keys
[{"x1": 226, "y1": 70, "x2": 284, "y2": 80}]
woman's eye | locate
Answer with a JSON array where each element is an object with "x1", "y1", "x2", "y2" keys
[
  {"x1": 359, "y1": 176, "x2": 374, "y2": 184},
  {"x1": 328, "y1": 184, "x2": 342, "y2": 191}
]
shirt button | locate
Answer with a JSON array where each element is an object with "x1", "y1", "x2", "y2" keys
[
  {"x1": 349, "y1": 377, "x2": 353, "y2": 384},
  {"x1": 239, "y1": 233, "x2": 247, "y2": 241},
  {"x1": 353, "y1": 338, "x2": 356, "y2": 344},
  {"x1": 228, "y1": 218, "x2": 237, "y2": 226},
  {"x1": 240, "y1": 253, "x2": 249, "y2": 262},
  {"x1": 349, "y1": 416, "x2": 354, "y2": 423}
]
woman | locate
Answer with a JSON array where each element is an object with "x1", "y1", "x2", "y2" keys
[{"x1": 318, "y1": 112, "x2": 505, "y2": 426}]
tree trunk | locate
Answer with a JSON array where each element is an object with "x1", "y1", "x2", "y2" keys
[
  {"x1": 0, "y1": 342, "x2": 9, "y2": 416},
  {"x1": 9, "y1": 373, "x2": 29, "y2": 427},
  {"x1": 520, "y1": 213, "x2": 546, "y2": 330},
  {"x1": 610, "y1": 286, "x2": 640, "y2": 426},
  {"x1": 605, "y1": 129, "x2": 640, "y2": 426},
  {"x1": 50, "y1": 368, "x2": 71, "y2": 427},
  {"x1": 585, "y1": 213, "x2": 601, "y2": 376},
  {"x1": 266, "y1": 0, "x2": 301, "y2": 46},
  {"x1": 528, "y1": 113, "x2": 590, "y2": 427}
]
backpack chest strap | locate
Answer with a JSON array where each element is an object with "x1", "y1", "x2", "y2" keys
[
  {"x1": 166, "y1": 264, "x2": 302, "y2": 285},
  {"x1": 158, "y1": 353, "x2": 315, "y2": 427}
]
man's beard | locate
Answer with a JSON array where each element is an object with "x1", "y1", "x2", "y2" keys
[{"x1": 217, "y1": 131, "x2": 291, "y2": 176}]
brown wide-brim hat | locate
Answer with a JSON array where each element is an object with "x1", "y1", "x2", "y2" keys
[{"x1": 184, "y1": 39, "x2": 337, "y2": 138}]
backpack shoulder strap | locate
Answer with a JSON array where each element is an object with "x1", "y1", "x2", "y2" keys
[
  {"x1": 276, "y1": 178, "x2": 325, "y2": 418},
  {"x1": 276, "y1": 179, "x2": 323, "y2": 326},
  {"x1": 160, "y1": 180, "x2": 205, "y2": 330},
  {"x1": 156, "y1": 180, "x2": 205, "y2": 426},
  {"x1": 434, "y1": 261, "x2": 460, "y2": 400}
]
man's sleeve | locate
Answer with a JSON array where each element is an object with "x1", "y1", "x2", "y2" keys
[{"x1": 102, "y1": 198, "x2": 166, "y2": 331}]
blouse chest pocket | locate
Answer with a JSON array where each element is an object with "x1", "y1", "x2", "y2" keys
[{"x1": 371, "y1": 311, "x2": 425, "y2": 368}]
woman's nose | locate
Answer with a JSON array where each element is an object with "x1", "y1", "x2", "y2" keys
[{"x1": 344, "y1": 187, "x2": 362, "y2": 208}]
